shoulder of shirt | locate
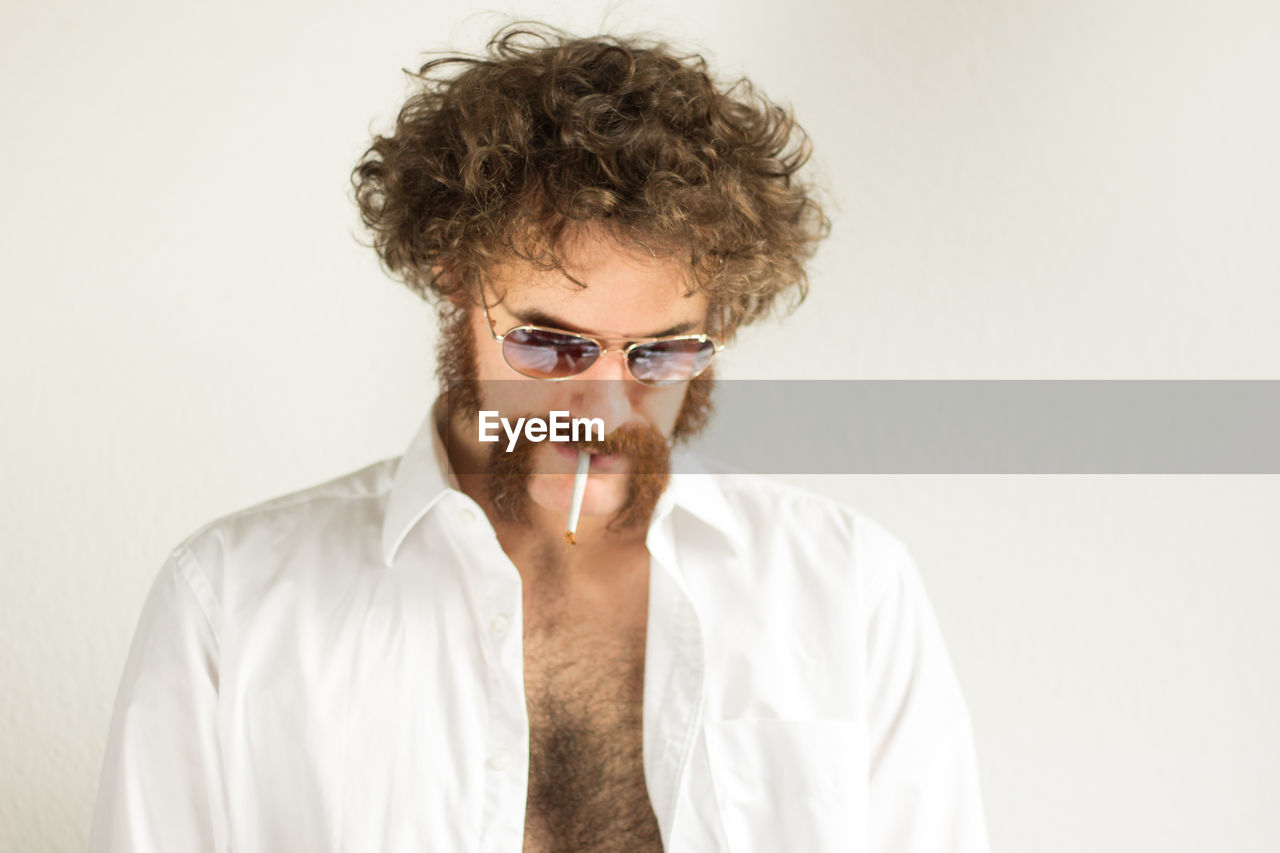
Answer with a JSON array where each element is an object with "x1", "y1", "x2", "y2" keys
[
  {"x1": 163, "y1": 455, "x2": 401, "y2": 579},
  {"x1": 674, "y1": 453, "x2": 916, "y2": 603}
]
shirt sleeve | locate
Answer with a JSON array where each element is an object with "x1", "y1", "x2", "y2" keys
[
  {"x1": 865, "y1": 539, "x2": 991, "y2": 853},
  {"x1": 90, "y1": 548, "x2": 227, "y2": 852}
]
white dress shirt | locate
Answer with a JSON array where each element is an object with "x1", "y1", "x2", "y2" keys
[{"x1": 91, "y1": 405, "x2": 990, "y2": 852}]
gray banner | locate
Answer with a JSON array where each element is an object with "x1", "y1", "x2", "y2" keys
[
  {"x1": 455, "y1": 380, "x2": 1280, "y2": 474},
  {"x1": 683, "y1": 380, "x2": 1280, "y2": 474}
]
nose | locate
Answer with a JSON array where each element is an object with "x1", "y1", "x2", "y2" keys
[{"x1": 566, "y1": 350, "x2": 634, "y2": 435}]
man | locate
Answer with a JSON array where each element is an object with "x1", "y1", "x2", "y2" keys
[{"x1": 91, "y1": 24, "x2": 989, "y2": 852}]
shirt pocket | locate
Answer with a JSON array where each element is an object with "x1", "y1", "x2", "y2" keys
[{"x1": 703, "y1": 718, "x2": 869, "y2": 853}]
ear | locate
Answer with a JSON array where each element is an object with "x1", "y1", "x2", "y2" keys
[
  {"x1": 704, "y1": 303, "x2": 727, "y2": 339},
  {"x1": 432, "y1": 264, "x2": 471, "y2": 309}
]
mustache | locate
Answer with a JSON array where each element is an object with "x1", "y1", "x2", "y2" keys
[
  {"x1": 480, "y1": 412, "x2": 668, "y2": 459},
  {"x1": 568, "y1": 423, "x2": 669, "y2": 457}
]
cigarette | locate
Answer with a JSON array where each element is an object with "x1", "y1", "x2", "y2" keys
[{"x1": 563, "y1": 449, "x2": 590, "y2": 545}]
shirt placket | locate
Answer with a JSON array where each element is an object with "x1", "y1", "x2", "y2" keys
[
  {"x1": 643, "y1": 511, "x2": 709, "y2": 849},
  {"x1": 452, "y1": 502, "x2": 529, "y2": 853}
]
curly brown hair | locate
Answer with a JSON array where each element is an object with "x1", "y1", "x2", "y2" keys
[{"x1": 352, "y1": 23, "x2": 829, "y2": 340}]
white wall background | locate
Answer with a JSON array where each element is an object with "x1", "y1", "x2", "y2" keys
[{"x1": 3, "y1": 0, "x2": 1278, "y2": 850}]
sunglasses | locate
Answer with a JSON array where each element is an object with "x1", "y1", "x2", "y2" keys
[{"x1": 482, "y1": 300, "x2": 724, "y2": 387}]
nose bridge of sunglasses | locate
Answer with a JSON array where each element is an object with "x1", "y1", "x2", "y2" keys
[{"x1": 577, "y1": 344, "x2": 631, "y2": 380}]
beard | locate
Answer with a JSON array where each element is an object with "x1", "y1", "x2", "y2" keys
[{"x1": 435, "y1": 303, "x2": 715, "y2": 530}]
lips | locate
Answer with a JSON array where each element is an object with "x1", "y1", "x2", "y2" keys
[{"x1": 554, "y1": 444, "x2": 622, "y2": 471}]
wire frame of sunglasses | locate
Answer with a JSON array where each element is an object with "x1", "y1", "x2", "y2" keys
[{"x1": 482, "y1": 300, "x2": 724, "y2": 387}]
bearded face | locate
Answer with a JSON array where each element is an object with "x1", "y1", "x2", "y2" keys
[{"x1": 436, "y1": 302, "x2": 715, "y2": 533}]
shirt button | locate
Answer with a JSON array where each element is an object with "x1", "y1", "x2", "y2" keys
[
  {"x1": 488, "y1": 750, "x2": 512, "y2": 771},
  {"x1": 458, "y1": 508, "x2": 476, "y2": 526},
  {"x1": 490, "y1": 614, "x2": 510, "y2": 637}
]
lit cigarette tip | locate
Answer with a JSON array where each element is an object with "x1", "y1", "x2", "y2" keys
[{"x1": 564, "y1": 449, "x2": 590, "y2": 546}]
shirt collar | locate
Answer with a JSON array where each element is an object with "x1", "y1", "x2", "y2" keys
[
  {"x1": 381, "y1": 398, "x2": 457, "y2": 567},
  {"x1": 381, "y1": 400, "x2": 744, "y2": 567},
  {"x1": 659, "y1": 448, "x2": 746, "y2": 551}
]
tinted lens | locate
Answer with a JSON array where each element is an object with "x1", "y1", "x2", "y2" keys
[
  {"x1": 502, "y1": 327, "x2": 602, "y2": 379},
  {"x1": 627, "y1": 338, "x2": 717, "y2": 386}
]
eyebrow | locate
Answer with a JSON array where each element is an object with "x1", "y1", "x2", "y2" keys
[{"x1": 509, "y1": 308, "x2": 701, "y2": 339}]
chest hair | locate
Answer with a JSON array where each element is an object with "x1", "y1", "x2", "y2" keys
[{"x1": 521, "y1": 590, "x2": 663, "y2": 852}]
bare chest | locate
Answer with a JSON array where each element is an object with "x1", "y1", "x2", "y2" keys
[{"x1": 521, "y1": 603, "x2": 662, "y2": 852}]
